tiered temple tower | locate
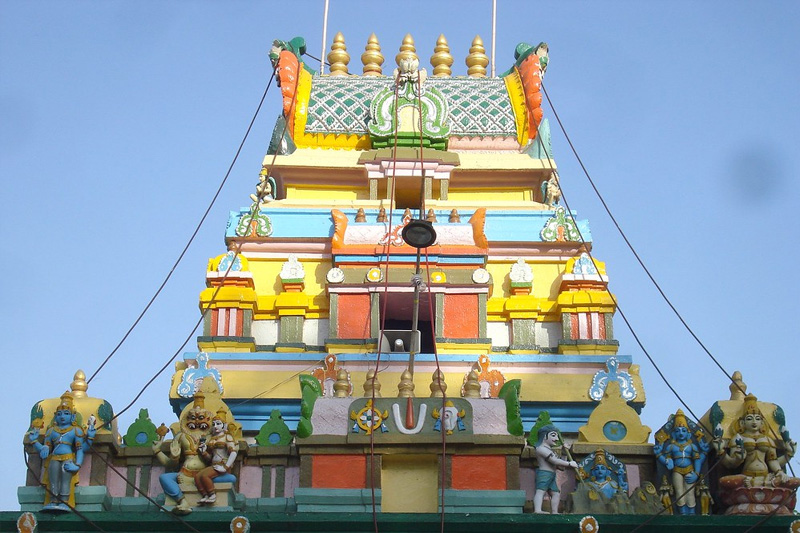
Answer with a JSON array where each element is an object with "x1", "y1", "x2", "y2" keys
[{"x1": 172, "y1": 34, "x2": 643, "y2": 441}]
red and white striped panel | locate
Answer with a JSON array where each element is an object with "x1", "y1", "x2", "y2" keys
[
  {"x1": 570, "y1": 312, "x2": 605, "y2": 340},
  {"x1": 210, "y1": 308, "x2": 243, "y2": 337}
]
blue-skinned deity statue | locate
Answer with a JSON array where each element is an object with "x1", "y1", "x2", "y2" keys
[
  {"x1": 27, "y1": 392, "x2": 96, "y2": 512},
  {"x1": 653, "y1": 409, "x2": 709, "y2": 515}
]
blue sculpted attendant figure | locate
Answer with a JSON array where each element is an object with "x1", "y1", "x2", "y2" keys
[
  {"x1": 28, "y1": 392, "x2": 96, "y2": 512},
  {"x1": 533, "y1": 424, "x2": 578, "y2": 514},
  {"x1": 585, "y1": 449, "x2": 627, "y2": 499},
  {"x1": 653, "y1": 409, "x2": 708, "y2": 515}
]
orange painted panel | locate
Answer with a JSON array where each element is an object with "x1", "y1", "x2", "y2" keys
[
  {"x1": 311, "y1": 454, "x2": 367, "y2": 489},
  {"x1": 451, "y1": 455, "x2": 507, "y2": 490},
  {"x1": 338, "y1": 294, "x2": 371, "y2": 338},
  {"x1": 443, "y1": 294, "x2": 478, "y2": 338}
]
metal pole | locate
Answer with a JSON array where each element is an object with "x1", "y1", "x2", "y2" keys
[
  {"x1": 320, "y1": 0, "x2": 330, "y2": 75},
  {"x1": 491, "y1": 0, "x2": 497, "y2": 77},
  {"x1": 409, "y1": 248, "x2": 422, "y2": 377}
]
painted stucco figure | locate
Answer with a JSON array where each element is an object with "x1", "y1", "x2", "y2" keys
[
  {"x1": 653, "y1": 409, "x2": 709, "y2": 515},
  {"x1": 713, "y1": 394, "x2": 799, "y2": 514},
  {"x1": 27, "y1": 392, "x2": 96, "y2": 512},
  {"x1": 533, "y1": 424, "x2": 577, "y2": 514},
  {"x1": 194, "y1": 409, "x2": 238, "y2": 505},
  {"x1": 153, "y1": 395, "x2": 213, "y2": 514},
  {"x1": 584, "y1": 449, "x2": 627, "y2": 499}
]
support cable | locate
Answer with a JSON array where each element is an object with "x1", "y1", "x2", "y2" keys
[
  {"x1": 534, "y1": 83, "x2": 797, "y2": 528},
  {"x1": 22, "y1": 450, "x2": 108, "y2": 533},
  {"x1": 86, "y1": 69, "x2": 276, "y2": 385},
  {"x1": 104, "y1": 62, "x2": 299, "y2": 426},
  {"x1": 541, "y1": 82, "x2": 796, "y2": 478},
  {"x1": 368, "y1": 79, "x2": 403, "y2": 533}
]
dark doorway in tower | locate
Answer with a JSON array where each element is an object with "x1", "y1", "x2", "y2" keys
[{"x1": 379, "y1": 291, "x2": 435, "y2": 353}]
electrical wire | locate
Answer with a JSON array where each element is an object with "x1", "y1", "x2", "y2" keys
[
  {"x1": 540, "y1": 81, "x2": 796, "y2": 479},
  {"x1": 104, "y1": 60, "x2": 300, "y2": 427},
  {"x1": 86, "y1": 69, "x2": 277, "y2": 385},
  {"x1": 368, "y1": 78, "x2": 403, "y2": 533},
  {"x1": 22, "y1": 450, "x2": 109, "y2": 533},
  {"x1": 536, "y1": 81, "x2": 798, "y2": 527}
]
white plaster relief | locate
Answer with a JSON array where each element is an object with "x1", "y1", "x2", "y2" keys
[
  {"x1": 251, "y1": 320, "x2": 279, "y2": 346},
  {"x1": 467, "y1": 399, "x2": 510, "y2": 435},
  {"x1": 309, "y1": 398, "x2": 353, "y2": 435},
  {"x1": 487, "y1": 321, "x2": 510, "y2": 348},
  {"x1": 302, "y1": 318, "x2": 329, "y2": 347},
  {"x1": 535, "y1": 321, "x2": 562, "y2": 348}
]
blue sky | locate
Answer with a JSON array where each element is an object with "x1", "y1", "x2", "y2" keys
[{"x1": 2, "y1": 1, "x2": 799, "y2": 510}]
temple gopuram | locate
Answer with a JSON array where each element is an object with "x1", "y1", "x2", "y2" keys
[{"x1": 8, "y1": 32, "x2": 798, "y2": 533}]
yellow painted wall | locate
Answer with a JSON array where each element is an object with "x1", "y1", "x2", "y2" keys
[
  {"x1": 486, "y1": 261, "x2": 564, "y2": 300},
  {"x1": 381, "y1": 454, "x2": 439, "y2": 513},
  {"x1": 285, "y1": 185, "x2": 368, "y2": 200},
  {"x1": 447, "y1": 188, "x2": 532, "y2": 202},
  {"x1": 247, "y1": 258, "x2": 329, "y2": 297}
]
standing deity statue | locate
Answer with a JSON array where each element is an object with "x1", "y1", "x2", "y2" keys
[
  {"x1": 653, "y1": 409, "x2": 709, "y2": 515},
  {"x1": 27, "y1": 392, "x2": 96, "y2": 512},
  {"x1": 533, "y1": 424, "x2": 578, "y2": 514},
  {"x1": 153, "y1": 395, "x2": 214, "y2": 515},
  {"x1": 194, "y1": 409, "x2": 238, "y2": 504}
]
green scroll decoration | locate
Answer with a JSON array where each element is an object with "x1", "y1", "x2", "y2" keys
[
  {"x1": 296, "y1": 375, "x2": 322, "y2": 438},
  {"x1": 498, "y1": 379, "x2": 523, "y2": 436}
]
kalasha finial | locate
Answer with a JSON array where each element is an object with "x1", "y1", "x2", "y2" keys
[
  {"x1": 430, "y1": 369, "x2": 447, "y2": 398},
  {"x1": 395, "y1": 33, "x2": 418, "y2": 68},
  {"x1": 448, "y1": 209, "x2": 461, "y2": 223},
  {"x1": 398, "y1": 369, "x2": 415, "y2": 398},
  {"x1": 729, "y1": 370, "x2": 747, "y2": 400},
  {"x1": 463, "y1": 370, "x2": 481, "y2": 398},
  {"x1": 426, "y1": 208, "x2": 437, "y2": 223},
  {"x1": 70, "y1": 369, "x2": 88, "y2": 398},
  {"x1": 333, "y1": 368, "x2": 350, "y2": 398},
  {"x1": 328, "y1": 32, "x2": 350, "y2": 76},
  {"x1": 466, "y1": 35, "x2": 488, "y2": 78},
  {"x1": 363, "y1": 368, "x2": 382, "y2": 398},
  {"x1": 430, "y1": 34, "x2": 453, "y2": 77},
  {"x1": 361, "y1": 33, "x2": 384, "y2": 76}
]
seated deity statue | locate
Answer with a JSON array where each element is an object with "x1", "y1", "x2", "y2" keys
[
  {"x1": 194, "y1": 409, "x2": 237, "y2": 505},
  {"x1": 714, "y1": 394, "x2": 798, "y2": 515},
  {"x1": 568, "y1": 448, "x2": 632, "y2": 514},
  {"x1": 153, "y1": 396, "x2": 214, "y2": 514}
]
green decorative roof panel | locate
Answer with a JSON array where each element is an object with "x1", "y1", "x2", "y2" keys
[{"x1": 305, "y1": 75, "x2": 517, "y2": 137}]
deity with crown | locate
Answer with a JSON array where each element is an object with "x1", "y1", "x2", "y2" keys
[
  {"x1": 653, "y1": 409, "x2": 709, "y2": 515},
  {"x1": 27, "y1": 392, "x2": 96, "y2": 512},
  {"x1": 153, "y1": 392, "x2": 215, "y2": 514},
  {"x1": 712, "y1": 393, "x2": 799, "y2": 514},
  {"x1": 194, "y1": 408, "x2": 238, "y2": 505}
]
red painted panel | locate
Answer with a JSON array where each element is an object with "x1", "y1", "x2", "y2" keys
[
  {"x1": 311, "y1": 454, "x2": 366, "y2": 489},
  {"x1": 451, "y1": 455, "x2": 507, "y2": 490},
  {"x1": 443, "y1": 294, "x2": 478, "y2": 338},
  {"x1": 569, "y1": 313, "x2": 578, "y2": 340},
  {"x1": 210, "y1": 309, "x2": 218, "y2": 336},
  {"x1": 338, "y1": 294, "x2": 371, "y2": 338}
]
